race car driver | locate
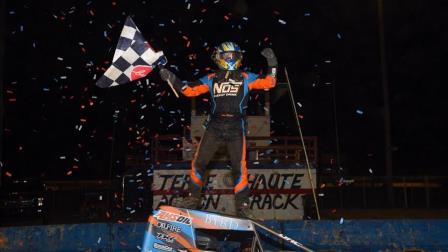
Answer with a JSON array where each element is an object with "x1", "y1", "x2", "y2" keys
[{"x1": 159, "y1": 41, "x2": 278, "y2": 218}]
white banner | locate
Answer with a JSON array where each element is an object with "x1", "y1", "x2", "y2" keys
[{"x1": 152, "y1": 168, "x2": 315, "y2": 220}]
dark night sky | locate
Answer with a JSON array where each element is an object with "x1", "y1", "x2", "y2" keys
[{"x1": 2, "y1": 0, "x2": 447, "y2": 182}]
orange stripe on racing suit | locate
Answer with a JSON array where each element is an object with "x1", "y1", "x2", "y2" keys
[
  {"x1": 190, "y1": 137, "x2": 204, "y2": 187},
  {"x1": 181, "y1": 73, "x2": 216, "y2": 97},
  {"x1": 234, "y1": 137, "x2": 248, "y2": 193},
  {"x1": 182, "y1": 84, "x2": 209, "y2": 97},
  {"x1": 247, "y1": 74, "x2": 276, "y2": 90},
  {"x1": 190, "y1": 159, "x2": 204, "y2": 187}
]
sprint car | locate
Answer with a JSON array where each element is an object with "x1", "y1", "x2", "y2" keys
[{"x1": 141, "y1": 205, "x2": 313, "y2": 252}]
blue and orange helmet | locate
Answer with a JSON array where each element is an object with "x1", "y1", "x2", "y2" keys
[{"x1": 212, "y1": 41, "x2": 243, "y2": 70}]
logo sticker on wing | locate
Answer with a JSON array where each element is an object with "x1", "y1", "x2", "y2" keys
[{"x1": 154, "y1": 210, "x2": 192, "y2": 225}]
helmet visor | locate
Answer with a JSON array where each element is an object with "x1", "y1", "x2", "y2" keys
[{"x1": 220, "y1": 51, "x2": 241, "y2": 61}]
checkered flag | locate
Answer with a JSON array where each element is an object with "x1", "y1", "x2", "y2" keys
[{"x1": 96, "y1": 16, "x2": 167, "y2": 88}]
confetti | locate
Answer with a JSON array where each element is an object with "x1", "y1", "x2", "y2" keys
[{"x1": 3, "y1": 1, "x2": 385, "y2": 216}]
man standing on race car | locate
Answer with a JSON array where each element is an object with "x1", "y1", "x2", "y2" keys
[{"x1": 159, "y1": 41, "x2": 278, "y2": 218}]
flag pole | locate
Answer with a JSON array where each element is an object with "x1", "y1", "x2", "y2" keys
[
  {"x1": 166, "y1": 79, "x2": 179, "y2": 98},
  {"x1": 284, "y1": 67, "x2": 321, "y2": 220}
]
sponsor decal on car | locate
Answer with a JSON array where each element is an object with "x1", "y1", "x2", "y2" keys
[
  {"x1": 156, "y1": 232, "x2": 175, "y2": 243},
  {"x1": 154, "y1": 210, "x2": 192, "y2": 225},
  {"x1": 205, "y1": 214, "x2": 240, "y2": 230},
  {"x1": 156, "y1": 221, "x2": 182, "y2": 233},
  {"x1": 153, "y1": 242, "x2": 173, "y2": 252}
]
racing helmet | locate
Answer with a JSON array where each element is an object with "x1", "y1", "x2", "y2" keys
[{"x1": 212, "y1": 41, "x2": 243, "y2": 70}]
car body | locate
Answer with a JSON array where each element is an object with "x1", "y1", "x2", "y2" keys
[{"x1": 141, "y1": 205, "x2": 313, "y2": 252}]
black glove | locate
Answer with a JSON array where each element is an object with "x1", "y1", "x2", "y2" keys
[
  {"x1": 159, "y1": 67, "x2": 174, "y2": 82},
  {"x1": 261, "y1": 48, "x2": 278, "y2": 67},
  {"x1": 159, "y1": 67, "x2": 184, "y2": 92},
  {"x1": 261, "y1": 48, "x2": 278, "y2": 78}
]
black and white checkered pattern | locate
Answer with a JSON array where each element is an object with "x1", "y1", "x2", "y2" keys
[{"x1": 96, "y1": 17, "x2": 166, "y2": 88}]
